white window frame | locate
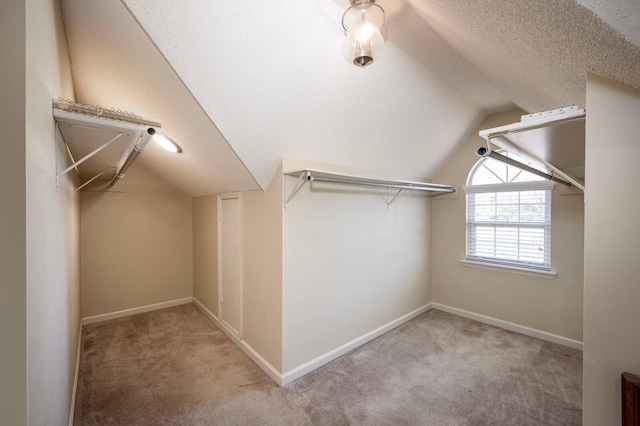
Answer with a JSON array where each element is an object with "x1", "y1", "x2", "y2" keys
[{"x1": 464, "y1": 155, "x2": 555, "y2": 273}]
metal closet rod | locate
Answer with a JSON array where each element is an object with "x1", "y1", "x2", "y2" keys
[
  {"x1": 476, "y1": 147, "x2": 571, "y2": 187},
  {"x1": 307, "y1": 174, "x2": 455, "y2": 193},
  {"x1": 110, "y1": 128, "x2": 156, "y2": 186}
]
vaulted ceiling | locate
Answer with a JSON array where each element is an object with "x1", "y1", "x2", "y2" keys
[{"x1": 60, "y1": 0, "x2": 640, "y2": 195}]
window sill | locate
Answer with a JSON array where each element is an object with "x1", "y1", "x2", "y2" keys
[{"x1": 460, "y1": 259, "x2": 557, "y2": 280}]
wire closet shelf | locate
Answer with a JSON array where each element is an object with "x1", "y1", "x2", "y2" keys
[{"x1": 284, "y1": 169, "x2": 455, "y2": 207}]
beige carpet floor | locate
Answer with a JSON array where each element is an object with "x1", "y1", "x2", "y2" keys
[{"x1": 74, "y1": 304, "x2": 582, "y2": 425}]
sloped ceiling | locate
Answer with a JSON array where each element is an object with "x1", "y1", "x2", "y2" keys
[
  {"x1": 60, "y1": 0, "x2": 640, "y2": 194},
  {"x1": 406, "y1": 0, "x2": 640, "y2": 114},
  {"x1": 61, "y1": 0, "x2": 259, "y2": 196},
  {"x1": 577, "y1": 0, "x2": 640, "y2": 46}
]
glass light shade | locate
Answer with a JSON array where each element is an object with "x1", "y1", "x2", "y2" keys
[
  {"x1": 154, "y1": 134, "x2": 182, "y2": 153},
  {"x1": 342, "y1": 2, "x2": 386, "y2": 67}
]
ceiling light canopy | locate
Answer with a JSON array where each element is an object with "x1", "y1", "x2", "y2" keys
[
  {"x1": 342, "y1": 0, "x2": 386, "y2": 68},
  {"x1": 154, "y1": 134, "x2": 183, "y2": 153}
]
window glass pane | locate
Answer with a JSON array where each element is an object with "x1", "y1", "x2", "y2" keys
[
  {"x1": 495, "y1": 192, "x2": 519, "y2": 223},
  {"x1": 466, "y1": 154, "x2": 551, "y2": 270},
  {"x1": 520, "y1": 190, "x2": 545, "y2": 204},
  {"x1": 520, "y1": 204, "x2": 545, "y2": 223},
  {"x1": 470, "y1": 151, "x2": 546, "y2": 185},
  {"x1": 474, "y1": 204, "x2": 495, "y2": 222},
  {"x1": 472, "y1": 163, "x2": 503, "y2": 185},
  {"x1": 474, "y1": 192, "x2": 495, "y2": 205},
  {"x1": 496, "y1": 192, "x2": 519, "y2": 204},
  {"x1": 496, "y1": 204, "x2": 518, "y2": 222}
]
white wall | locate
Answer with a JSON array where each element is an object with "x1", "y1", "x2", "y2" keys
[
  {"x1": 583, "y1": 74, "x2": 640, "y2": 425},
  {"x1": 242, "y1": 167, "x2": 284, "y2": 373},
  {"x1": 80, "y1": 162, "x2": 193, "y2": 318},
  {"x1": 281, "y1": 159, "x2": 432, "y2": 373},
  {"x1": 0, "y1": 0, "x2": 28, "y2": 423},
  {"x1": 431, "y1": 109, "x2": 585, "y2": 342},
  {"x1": 25, "y1": 0, "x2": 80, "y2": 424},
  {"x1": 193, "y1": 195, "x2": 219, "y2": 315},
  {"x1": 192, "y1": 177, "x2": 283, "y2": 373}
]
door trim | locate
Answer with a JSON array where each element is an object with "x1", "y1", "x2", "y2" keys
[{"x1": 217, "y1": 192, "x2": 243, "y2": 338}]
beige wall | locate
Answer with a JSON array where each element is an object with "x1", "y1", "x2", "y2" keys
[
  {"x1": 431, "y1": 109, "x2": 584, "y2": 342},
  {"x1": 583, "y1": 74, "x2": 640, "y2": 425},
  {"x1": 193, "y1": 195, "x2": 219, "y2": 315},
  {"x1": 281, "y1": 159, "x2": 432, "y2": 372},
  {"x1": 0, "y1": 0, "x2": 28, "y2": 423},
  {"x1": 80, "y1": 162, "x2": 193, "y2": 318},
  {"x1": 242, "y1": 166, "x2": 284, "y2": 372},
  {"x1": 23, "y1": 0, "x2": 81, "y2": 424}
]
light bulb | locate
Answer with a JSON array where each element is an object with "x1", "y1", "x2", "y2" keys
[
  {"x1": 154, "y1": 134, "x2": 182, "y2": 153},
  {"x1": 342, "y1": 1, "x2": 386, "y2": 67},
  {"x1": 357, "y1": 23, "x2": 374, "y2": 43}
]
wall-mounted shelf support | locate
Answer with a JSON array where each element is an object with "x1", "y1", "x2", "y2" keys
[
  {"x1": 53, "y1": 98, "x2": 162, "y2": 191},
  {"x1": 61, "y1": 127, "x2": 80, "y2": 177},
  {"x1": 57, "y1": 132, "x2": 123, "y2": 178},
  {"x1": 75, "y1": 169, "x2": 109, "y2": 192},
  {"x1": 386, "y1": 188, "x2": 404, "y2": 206},
  {"x1": 477, "y1": 145, "x2": 572, "y2": 186},
  {"x1": 490, "y1": 134, "x2": 585, "y2": 191},
  {"x1": 479, "y1": 106, "x2": 586, "y2": 192},
  {"x1": 285, "y1": 171, "x2": 310, "y2": 204},
  {"x1": 284, "y1": 168, "x2": 455, "y2": 207}
]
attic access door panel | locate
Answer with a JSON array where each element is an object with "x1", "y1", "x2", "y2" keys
[
  {"x1": 479, "y1": 107, "x2": 586, "y2": 190},
  {"x1": 219, "y1": 196, "x2": 243, "y2": 338}
]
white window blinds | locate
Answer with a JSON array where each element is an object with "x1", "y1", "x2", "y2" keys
[{"x1": 465, "y1": 153, "x2": 554, "y2": 271}]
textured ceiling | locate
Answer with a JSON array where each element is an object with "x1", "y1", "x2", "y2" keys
[
  {"x1": 577, "y1": 0, "x2": 640, "y2": 46},
  {"x1": 60, "y1": 0, "x2": 639, "y2": 194},
  {"x1": 60, "y1": 0, "x2": 259, "y2": 196},
  {"x1": 406, "y1": 0, "x2": 640, "y2": 113},
  {"x1": 120, "y1": 0, "x2": 486, "y2": 190}
]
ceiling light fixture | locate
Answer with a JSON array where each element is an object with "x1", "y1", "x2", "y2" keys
[
  {"x1": 342, "y1": 0, "x2": 386, "y2": 68},
  {"x1": 154, "y1": 134, "x2": 182, "y2": 153}
]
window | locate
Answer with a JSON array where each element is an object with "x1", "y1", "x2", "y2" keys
[{"x1": 464, "y1": 151, "x2": 554, "y2": 270}]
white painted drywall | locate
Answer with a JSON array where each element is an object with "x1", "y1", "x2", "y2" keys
[
  {"x1": 61, "y1": 0, "x2": 259, "y2": 197},
  {"x1": 193, "y1": 195, "x2": 219, "y2": 316},
  {"x1": 0, "y1": 0, "x2": 27, "y2": 423},
  {"x1": 583, "y1": 74, "x2": 640, "y2": 425},
  {"x1": 80, "y1": 162, "x2": 193, "y2": 318},
  {"x1": 241, "y1": 167, "x2": 284, "y2": 372},
  {"x1": 281, "y1": 159, "x2": 432, "y2": 372},
  {"x1": 120, "y1": 0, "x2": 484, "y2": 192},
  {"x1": 24, "y1": 0, "x2": 81, "y2": 424},
  {"x1": 431, "y1": 109, "x2": 585, "y2": 342}
]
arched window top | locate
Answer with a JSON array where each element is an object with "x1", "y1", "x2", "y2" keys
[
  {"x1": 467, "y1": 150, "x2": 546, "y2": 187},
  {"x1": 464, "y1": 149, "x2": 553, "y2": 271}
]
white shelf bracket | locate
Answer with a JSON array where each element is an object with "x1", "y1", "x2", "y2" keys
[
  {"x1": 57, "y1": 133, "x2": 124, "y2": 178},
  {"x1": 64, "y1": 141, "x2": 80, "y2": 176},
  {"x1": 75, "y1": 169, "x2": 108, "y2": 192},
  {"x1": 386, "y1": 188, "x2": 404, "y2": 206},
  {"x1": 495, "y1": 134, "x2": 585, "y2": 191},
  {"x1": 285, "y1": 171, "x2": 310, "y2": 206}
]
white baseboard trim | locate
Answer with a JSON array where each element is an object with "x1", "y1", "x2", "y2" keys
[
  {"x1": 68, "y1": 323, "x2": 82, "y2": 426},
  {"x1": 81, "y1": 297, "x2": 193, "y2": 325},
  {"x1": 280, "y1": 303, "x2": 433, "y2": 386},
  {"x1": 431, "y1": 303, "x2": 583, "y2": 351},
  {"x1": 192, "y1": 297, "x2": 283, "y2": 386}
]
